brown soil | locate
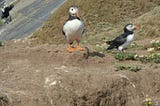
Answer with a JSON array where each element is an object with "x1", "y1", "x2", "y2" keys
[{"x1": 0, "y1": 39, "x2": 160, "y2": 106}]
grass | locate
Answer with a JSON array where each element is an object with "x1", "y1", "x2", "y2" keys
[
  {"x1": 95, "y1": 46, "x2": 106, "y2": 53},
  {"x1": 114, "y1": 52, "x2": 136, "y2": 61},
  {"x1": 113, "y1": 52, "x2": 160, "y2": 64},
  {"x1": 139, "y1": 54, "x2": 160, "y2": 64},
  {"x1": 141, "y1": 96, "x2": 153, "y2": 106},
  {"x1": 127, "y1": 42, "x2": 145, "y2": 50},
  {"x1": 135, "y1": 6, "x2": 160, "y2": 37},
  {"x1": 94, "y1": 43, "x2": 107, "y2": 53},
  {"x1": 30, "y1": 0, "x2": 159, "y2": 46},
  {"x1": 151, "y1": 40, "x2": 160, "y2": 50},
  {"x1": 115, "y1": 64, "x2": 141, "y2": 72},
  {"x1": 29, "y1": 0, "x2": 160, "y2": 66},
  {"x1": 0, "y1": 96, "x2": 8, "y2": 106}
]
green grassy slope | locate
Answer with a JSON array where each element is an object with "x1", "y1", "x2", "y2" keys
[{"x1": 30, "y1": 0, "x2": 160, "y2": 45}]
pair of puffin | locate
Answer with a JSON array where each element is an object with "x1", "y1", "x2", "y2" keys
[{"x1": 63, "y1": 6, "x2": 139, "y2": 53}]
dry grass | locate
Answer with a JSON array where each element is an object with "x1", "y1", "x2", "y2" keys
[
  {"x1": 135, "y1": 6, "x2": 160, "y2": 37},
  {"x1": 30, "y1": 0, "x2": 160, "y2": 45}
]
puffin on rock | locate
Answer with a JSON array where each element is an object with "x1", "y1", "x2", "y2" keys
[
  {"x1": 62, "y1": 6, "x2": 84, "y2": 53},
  {"x1": 106, "y1": 23, "x2": 139, "y2": 52}
]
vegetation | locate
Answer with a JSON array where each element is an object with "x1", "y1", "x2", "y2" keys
[
  {"x1": 139, "y1": 54, "x2": 160, "y2": 64},
  {"x1": 115, "y1": 64, "x2": 141, "y2": 72},
  {"x1": 151, "y1": 40, "x2": 160, "y2": 50},
  {"x1": 0, "y1": 96, "x2": 8, "y2": 106},
  {"x1": 30, "y1": 0, "x2": 160, "y2": 45},
  {"x1": 95, "y1": 44, "x2": 106, "y2": 53},
  {"x1": 141, "y1": 96, "x2": 153, "y2": 106},
  {"x1": 114, "y1": 52, "x2": 136, "y2": 61},
  {"x1": 128, "y1": 42, "x2": 145, "y2": 50},
  {"x1": 29, "y1": 0, "x2": 160, "y2": 64},
  {"x1": 113, "y1": 52, "x2": 160, "y2": 64}
]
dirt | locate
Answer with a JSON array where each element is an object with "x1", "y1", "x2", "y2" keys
[{"x1": 0, "y1": 39, "x2": 160, "y2": 106}]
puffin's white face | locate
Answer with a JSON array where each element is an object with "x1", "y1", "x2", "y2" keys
[
  {"x1": 69, "y1": 6, "x2": 79, "y2": 17},
  {"x1": 126, "y1": 24, "x2": 136, "y2": 32}
]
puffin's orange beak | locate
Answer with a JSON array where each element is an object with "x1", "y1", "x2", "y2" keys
[
  {"x1": 76, "y1": 11, "x2": 80, "y2": 18},
  {"x1": 134, "y1": 25, "x2": 140, "y2": 30}
]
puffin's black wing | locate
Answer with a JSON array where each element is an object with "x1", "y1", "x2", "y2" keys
[
  {"x1": 107, "y1": 33, "x2": 128, "y2": 50},
  {"x1": 113, "y1": 33, "x2": 128, "y2": 45},
  {"x1": 62, "y1": 20, "x2": 67, "y2": 36},
  {"x1": 62, "y1": 28, "x2": 65, "y2": 35}
]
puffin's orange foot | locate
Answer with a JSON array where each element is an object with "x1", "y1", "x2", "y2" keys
[
  {"x1": 68, "y1": 47, "x2": 74, "y2": 53},
  {"x1": 76, "y1": 45, "x2": 84, "y2": 51}
]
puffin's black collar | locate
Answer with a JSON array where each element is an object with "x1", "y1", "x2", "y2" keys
[{"x1": 67, "y1": 15, "x2": 80, "y2": 21}]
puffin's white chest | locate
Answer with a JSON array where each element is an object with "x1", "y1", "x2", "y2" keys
[
  {"x1": 126, "y1": 34, "x2": 134, "y2": 42},
  {"x1": 63, "y1": 19, "x2": 84, "y2": 36},
  {"x1": 118, "y1": 34, "x2": 134, "y2": 50}
]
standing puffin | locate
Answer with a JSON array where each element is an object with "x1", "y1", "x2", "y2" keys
[
  {"x1": 62, "y1": 6, "x2": 84, "y2": 53},
  {"x1": 106, "y1": 23, "x2": 139, "y2": 52}
]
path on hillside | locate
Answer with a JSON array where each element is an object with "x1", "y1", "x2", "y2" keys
[{"x1": 0, "y1": 0, "x2": 65, "y2": 41}]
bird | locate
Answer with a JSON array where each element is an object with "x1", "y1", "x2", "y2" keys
[
  {"x1": 62, "y1": 6, "x2": 84, "y2": 53},
  {"x1": 106, "y1": 23, "x2": 139, "y2": 52},
  {"x1": 1, "y1": 4, "x2": 14, "y2": 19}
]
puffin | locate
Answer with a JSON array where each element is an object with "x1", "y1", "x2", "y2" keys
[
  {"x1": 1, "y1": 4, "x2": 14, "y2": 19},
  {"x1": 62, "y1": 6, "x2": 84, "y2": 53},
  {"x1": 106, "y1": 23, "x2": 139, "y2": 52}
]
